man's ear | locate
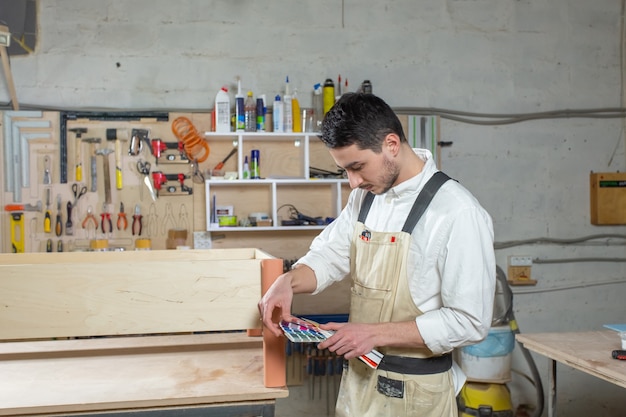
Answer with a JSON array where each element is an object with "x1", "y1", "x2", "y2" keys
[{"x1": 383, "y1": 133, "x2": 401, "y2": 156}]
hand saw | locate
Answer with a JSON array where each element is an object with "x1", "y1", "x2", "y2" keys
[{"x1": 10, "y1": 212, "x2": 25, "y2": 253}]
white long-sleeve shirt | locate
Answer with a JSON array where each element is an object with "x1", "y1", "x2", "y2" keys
[{"x1": 295, "y1": 149, "x2": 496, "y2": 355}]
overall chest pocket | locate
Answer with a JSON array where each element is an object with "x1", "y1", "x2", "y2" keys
[{"x1": 350, "y1": 234, "x2": 404, "y2": 323}]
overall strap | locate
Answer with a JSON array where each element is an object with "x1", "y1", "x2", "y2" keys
[
  {"x1": 356, "y1": 171, "x2": 452, "y2": 231},
  {"x1": 402, "y1": 171, "x2": 451, "y2": 233},
  {"x1": 357, "y1": 192, "x2": 375, "y2": 223}
]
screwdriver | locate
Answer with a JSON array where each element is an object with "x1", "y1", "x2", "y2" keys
[
  {"x1": 44, "y1": 188, "x2": 52, "y2": 233},
  {"x1": 213, "y1": 147, "x2": 237, "y2": 171},
  {"x1": 66, "y1": 201, "x2": 74, "y2": 236},
  {"x1": 55, "y1": 195, "x2": 63, "y2": 236}
]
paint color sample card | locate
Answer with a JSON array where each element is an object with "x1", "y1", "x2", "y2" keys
[
  {"x1": 604, "y1": 324, "x2": 626, "y2": 332},
  {"x1": 280, "y1": 319, "x2": 328, "y2": 343}
]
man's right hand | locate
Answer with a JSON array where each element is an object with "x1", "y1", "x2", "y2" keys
[
  {"x1": 258, "y1": 264, "x2": 318, "y2": 337},
  {"x1": 258, "y1": 272, "x2": 296, "y2": 337}
]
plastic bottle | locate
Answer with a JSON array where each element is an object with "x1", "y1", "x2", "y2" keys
[
  {"x1": 312, "y1": 83, "x2": 323, "y2": 131},
  {"x1": 292, "y1": 88, "x2": 302, "y2": 133},
  {"x1": 283, "y1": 76, "x2": 293, "y2": 133},
  {"x1": 273, "y1": 95, "x2": 284, "y2": 132},
  {"x1": 323, "y1": 78, "x2": 335, "y2": 115},
  {"x1": 242, "y1": 156, "x2": 250, "y2": 179},
  {"x1": 235, "y1": 78, "x2": 245, "y2": 132},
  {"x1": 215, "y1": 86, "x2": 231, "y2": 133},
  {"x1": 244, "y1": 91, "x2": 256, "y2": 132}
]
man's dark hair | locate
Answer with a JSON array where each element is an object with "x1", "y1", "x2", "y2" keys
[{"x1": 320, "y1": 93, "x2": 407, "y2": 152}]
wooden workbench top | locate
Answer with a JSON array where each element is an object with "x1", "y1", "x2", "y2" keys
[
  {"x1": 0, "y1": 332, "x2": 288, "y2": 416},
  {"x1": 516, "y1": 330, "x2": 626, "y2": 389}
]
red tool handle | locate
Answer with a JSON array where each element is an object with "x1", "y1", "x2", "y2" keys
[
  {"x1": 132, "y1": 214, "x2": 142, "y2": 236},
  {"x1": 4, "y1": 204, "x2": 25, "y2": 212}
]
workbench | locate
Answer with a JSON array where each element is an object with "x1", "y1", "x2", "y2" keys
[
  {"x1": 0, "y1": 248, "x2": 288, "y2": 416},
  {"x1": 516, "y1": 330, "x2": 626, "y2": 417}
]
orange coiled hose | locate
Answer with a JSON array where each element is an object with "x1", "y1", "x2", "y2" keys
[{"x1": 171, "y1": 117, "x2": 210, "y2": 163}]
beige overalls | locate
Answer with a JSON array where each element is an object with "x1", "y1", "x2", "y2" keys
[{"x1": 335, "y1": 172, "x2": 458, "y2": 417}]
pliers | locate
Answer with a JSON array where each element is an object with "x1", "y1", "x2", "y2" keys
[
  {"x1": 82, "y1": 206, "x2": 98, "y2": 230},
  {"x1": 132, "y1": 204, "x2": 143, "y2": 236},
  {"x1": 117, "y1": 202, "x2": 128, "y2": 231},
  {"x1": 100, "y1": 203, "x2": 113, "y2": 234}
]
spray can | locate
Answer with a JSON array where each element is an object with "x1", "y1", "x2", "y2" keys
[
  {"x1": 250, "y1": 150, "x2": 260, "y2": 179},
  {"x1": 256, "y1": 97, "x2": 265, "y2": 132},
  {"x1": 235, "y1": 79, "x2": 245, "y2": 132},
  {"x1": 323, "y1": 78, "x2": 335, "y2": 115}
]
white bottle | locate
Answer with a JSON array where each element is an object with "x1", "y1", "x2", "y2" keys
[
  {"x1": 273, "y1": 95, "x2": 284, "y2": 133},
  {"x1": 215, "y1": 87, "x2": 230, "y2": 133},
  {"x1": 283, "y1": 76, "x2": 293, "y2": 133}
]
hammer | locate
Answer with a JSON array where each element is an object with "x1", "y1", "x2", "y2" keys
[
  {"x1": 96, "y1": 148, "x2": 114, "y2": 204},
  {"x1": 106, "y1": 128, "x2": 126, "y2": 190},
  {"x1": 82, "y1": 138, "x2": 101, "y2": 192},
  {"x1": 69, "y1": 128, "x2": 88, "y2": 182}
]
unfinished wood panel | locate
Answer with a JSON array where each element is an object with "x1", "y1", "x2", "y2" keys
[
  {"x1": 516, "y1": 330, "x2": 626, "y2": 389},
  {"x1": 0, "y1": 249, "x2": 269, "y2": 340},
  {"x1": 0, "y1": 333, "x2": 287, "y2": 416}
]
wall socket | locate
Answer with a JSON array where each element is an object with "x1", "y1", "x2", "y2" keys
[
  {"x1": 508, "y1": 255, "x2": 532, "y2": 266},
  {"x1": 507, "y1": 255, "x2": 536, "y2": 285}
]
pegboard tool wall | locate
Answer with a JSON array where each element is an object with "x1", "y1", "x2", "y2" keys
[{"x1": 1, "y1": 110, "x2": 213, "y2": 253}]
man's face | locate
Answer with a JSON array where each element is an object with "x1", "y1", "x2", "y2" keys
[{"x1": 329, "y1": 143, "x2": 400, "y2": 195}]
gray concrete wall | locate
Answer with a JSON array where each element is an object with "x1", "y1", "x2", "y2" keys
[{"x1": 2, "y1": 1, "x2": 626, "y2": 415}]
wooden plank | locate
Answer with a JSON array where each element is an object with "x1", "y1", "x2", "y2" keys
[
  {"x1": 261, "y1": 258, "x2": 286, "y2": 388},
  {"x1": 516, "y1": 330, "x2": 626, "y2": 389},
  {"x1": 0, "y1": 333, "x2": 287, "y2": 416},
  {"x1": 0, "y1": 250, "x2": 264, "y2": 340}
]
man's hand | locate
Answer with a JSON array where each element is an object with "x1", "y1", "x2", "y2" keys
[
  {"x1": 318, "y1": 322, "x2": 378, "y2": 360},
  {"x1": 258, "y1": 273, "x2": 296, "y2": 337}
]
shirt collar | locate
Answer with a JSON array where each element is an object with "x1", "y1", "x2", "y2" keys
[{"x1": 383, "y1": 148, "x2": 437, "y2": 201}]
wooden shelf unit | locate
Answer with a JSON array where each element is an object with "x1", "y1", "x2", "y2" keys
[{"x1": 204, "y1": 132, "x2": 349, "y2": 232}]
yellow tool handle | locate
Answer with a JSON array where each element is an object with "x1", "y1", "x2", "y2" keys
[
  {"x1": 76, "y1": 163, "x2": 83, "y2": 182},
  {"x1": 115, "y1": 139, "x2": 123, "y2": 189},
  {"x1": 10, "y1": 212, "x2": 25, "y2": 253},
  {"x1": 55, "y1": 213, "x2": 62, "y2": 237},
  {"x1": 116, "y1": 167, "x2": 123, "y2": 190},
  {"x1": 44, "y1": 210, "x2": 51, "y2": 233}
]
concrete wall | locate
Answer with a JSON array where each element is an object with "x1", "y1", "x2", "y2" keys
[{"x1": 2, "y1": 1, "x2": 626, "y2": 415}]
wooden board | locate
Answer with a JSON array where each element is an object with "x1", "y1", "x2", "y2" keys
[
  {"x1": 516, "y1": 330, "x2": 626, "y2": 389},
  {"x1": 0, "y1": 249, "x2": 268, "y2": 340},
  {"x1": 0, "y1": 333, "x2": 288, "y2": 416}
]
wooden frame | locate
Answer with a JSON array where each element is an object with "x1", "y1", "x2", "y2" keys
[{"x1": 0, "y1": 248, "x2": 287, "y2": 416}]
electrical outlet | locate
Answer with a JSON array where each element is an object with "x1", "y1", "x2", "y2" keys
[
  {"x1": 508, "y1": 255, "x2": 532, "y2": 266},
  {"x1": 507, "y1": 255, "x2": 536, "y2": 285}
]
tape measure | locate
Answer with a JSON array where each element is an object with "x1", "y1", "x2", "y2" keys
[{"x1": 10, "y1": 212, "x2": 25, "y2": 253}]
